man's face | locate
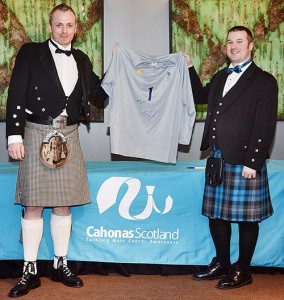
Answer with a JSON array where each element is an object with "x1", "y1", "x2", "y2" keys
[
  {"x1": 226, "y1": 30, "x2": 253, "y2": 66},
  {"x1": 48, "y1": 10, "x2": 77, "y2": 48}
]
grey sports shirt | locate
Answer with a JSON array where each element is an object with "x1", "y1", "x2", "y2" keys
[{"x1": 102, "y1": 45, "x2": 196, "y2": 163}]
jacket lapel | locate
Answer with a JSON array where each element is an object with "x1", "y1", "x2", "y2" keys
[
  {"x1": 219, "y1": 62, "x2": 256, "y2": 114},
  {"x1": 72, "y1": 50, "x2": 88, "y2": 100},
  {"x1": 207, "y1": 72, "x2": 227, "y2": 112},
  {"x1": 38, "y1": 40, "x2": 64, "y2": 93}
]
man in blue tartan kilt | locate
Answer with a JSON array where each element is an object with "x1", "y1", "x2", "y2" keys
[{"x1": 183, "y1": 26, "x2": 278, "y2": 289}]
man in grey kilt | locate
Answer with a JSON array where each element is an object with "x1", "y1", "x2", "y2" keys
[
  {"x1": 6, "y1": 4, "x2": 107, "y2": 298},
  {"x1": 183, "y1": 26, "x2": 278, "y2": 289}
]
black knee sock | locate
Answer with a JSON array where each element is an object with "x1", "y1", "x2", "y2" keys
[
  {"x1": 209, "y1": 218, "x2": 231, "y2": 268},
  {"x1": 237, "y1": 222, "x2": 259, "y2": 270}
]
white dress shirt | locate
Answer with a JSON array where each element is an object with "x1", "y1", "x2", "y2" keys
[{"x1": 223, "y1": 61, "x2": 252, "y2": 97}]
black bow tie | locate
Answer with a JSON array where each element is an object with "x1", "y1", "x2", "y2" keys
[
  {"x1": 50, "y1": 39, "x2": 72, "y2": 56},
  {"x1": 225, "y1": 58, "x2": 252, "y2": 74}
]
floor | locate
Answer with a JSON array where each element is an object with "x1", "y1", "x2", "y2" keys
[{"x1": 1, "y1": 273, "x2": 284, "y2": 300}]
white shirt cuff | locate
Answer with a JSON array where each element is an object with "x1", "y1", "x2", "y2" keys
[{"x1": 8, "y1": 135, "x2": 23, "y2": 145}]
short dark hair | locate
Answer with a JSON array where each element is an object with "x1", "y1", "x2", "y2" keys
[
  {"x1": 227, "y1": 26, "x2": 253, "y2": 44},
  {"x1": 49, "y1": 4, "x2": 76, "y2": 24}
]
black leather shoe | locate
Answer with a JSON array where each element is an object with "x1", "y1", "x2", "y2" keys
[
  {"x1": 216, "y1": 265, "x2": 252, "y2": 289},
  {"x1": 51, "y1": 258, "x2": 83, "y2": 288},
  {"x1": 192, "y1": 257, "x2": 230, "y2": 281},
  {"x1": 9, "y1": 270, "x2": 40, "y2": 297}
]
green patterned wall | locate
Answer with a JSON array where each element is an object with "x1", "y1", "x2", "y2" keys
[
  {"x1": 0, "y1": 0, "x2": 103, "y2": 121},
  {"x1": 171, "y1": 0, "x2": 284, "y2": 120}
]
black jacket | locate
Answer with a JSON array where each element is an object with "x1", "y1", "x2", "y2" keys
[
  {"x1": 6, "y1": 40, "x2": 107, "y2": 138},
  {"x1": 189, "y1": 62, "x2": 278, "y2": 171}
]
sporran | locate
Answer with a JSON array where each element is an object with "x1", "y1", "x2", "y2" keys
[
  {"x1": 205, "y1": 157, "x2": 224, "y2": 187},
  {"x1": 39, "y1": 130, "x2": 71, "y2": 169}
]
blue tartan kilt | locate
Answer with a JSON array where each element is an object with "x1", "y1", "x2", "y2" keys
[{"x1": 202, "y1": 149, "x2": 273, "y2": 222}]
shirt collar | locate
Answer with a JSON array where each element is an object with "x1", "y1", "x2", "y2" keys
[
  {"x1": 119, "y1": 45, "x2": 177, "y2": 68},
  {"x1": 49, "y1": 39, "x2": 72, "y2": 52}
]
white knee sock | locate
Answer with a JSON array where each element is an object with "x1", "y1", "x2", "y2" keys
[
  {"x1": 50, "y1": 213, "x2": 72, "y2": 269},
  {"x1": 21, "y1": 217, "x2": 43, "y2": 275}
]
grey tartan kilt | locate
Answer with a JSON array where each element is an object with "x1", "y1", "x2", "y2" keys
[
  {"x1": 15, "y1": 121, "x2": 91, "y2": 207},
  {"x1": 202, "y1": 161, "x2": 273, "y2": 222}
]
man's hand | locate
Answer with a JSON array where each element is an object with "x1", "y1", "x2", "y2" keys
[
  {"x1": 242, "y1": 166, "x2": 256, "y2": 179},
  {"x1": 8, "y1": 143, "x2": 25, "y2": 160},
  {"x1": 182, "y1": 52, "x2": 193, "y2": 68}
]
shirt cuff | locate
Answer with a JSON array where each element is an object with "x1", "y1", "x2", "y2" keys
[{"x1": 8, "y1": 135, "x2": 23, "y2": 145}]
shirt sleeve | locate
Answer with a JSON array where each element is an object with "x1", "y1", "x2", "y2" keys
[
  {"x1": 101, "y1": 45, "x2": 122, "y2": 97},
  {"x1": 178, "y1": 53, "x2": 196, "y2": 144}
]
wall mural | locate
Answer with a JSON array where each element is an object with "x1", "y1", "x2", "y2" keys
[
  {"x1": 170, "y1": 0, "x2": 284, "y2": 121},
  {"x1": 0, "y1": 0, "x2": 103, "y2": 122}
]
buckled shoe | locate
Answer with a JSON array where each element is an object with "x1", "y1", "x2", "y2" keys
[
  {"x1": 50, "y1": 257, "x2": 83, "y2": 288},
  {"x1": 216, "y1": 265, "x2": 252, "y2": 289},
  {"x1": 192, "y1": 257, "x2": 230, "y2": 281},
  {"x1": 9, "y1": 262, "x2": 41, "y2": 297}
]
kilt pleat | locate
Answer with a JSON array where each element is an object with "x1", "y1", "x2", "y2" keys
[
  {"x1": 15, "y1": 121, "x2": 91, "y2": 207},
  {"x1": 202, "y1": 149, "x2": 273, "y2": 222}
]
